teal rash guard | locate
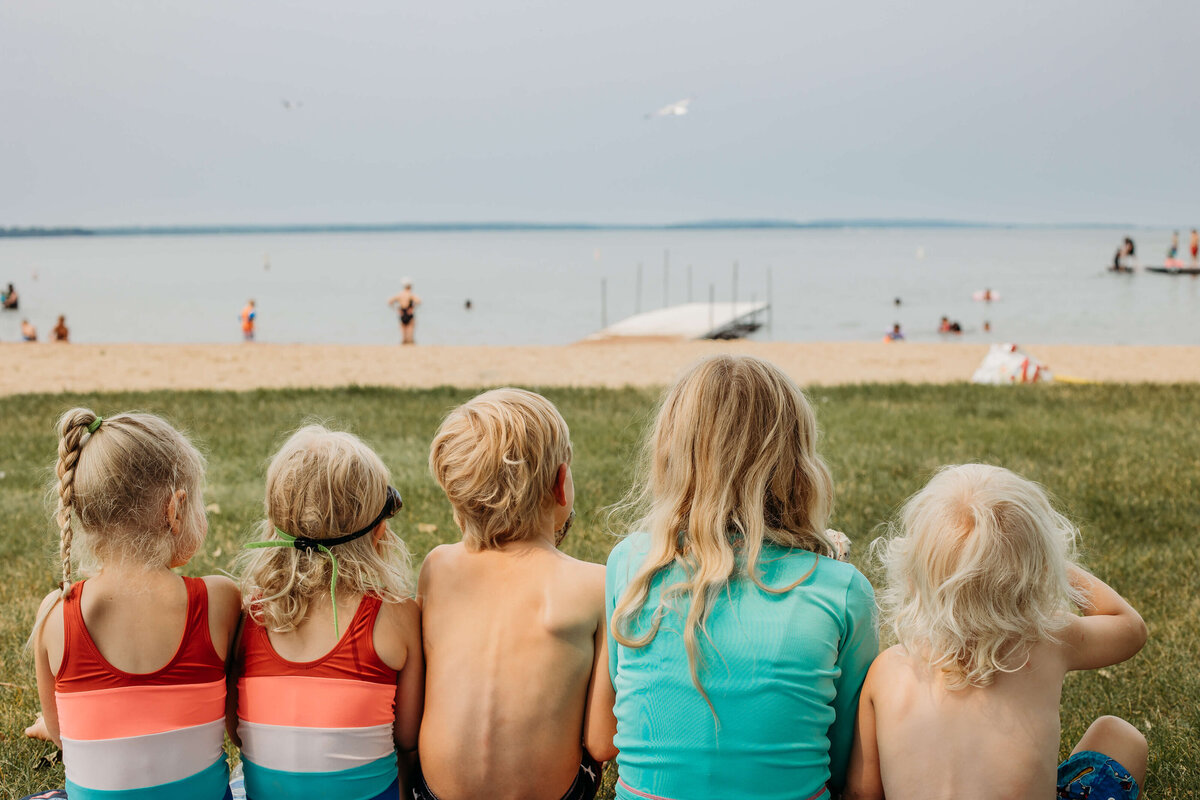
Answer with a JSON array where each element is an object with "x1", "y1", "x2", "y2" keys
[{"x1": 605, "y1": 532, "x2": 877, "y2": 800}]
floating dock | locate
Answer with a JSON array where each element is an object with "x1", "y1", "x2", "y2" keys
[{"x1": 585, "y1": 301, "x2": 769, "y2": 342}]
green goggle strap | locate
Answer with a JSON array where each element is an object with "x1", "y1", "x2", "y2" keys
[{"x1": 245, "y1": 528, "x2": 344, "y2": 636}]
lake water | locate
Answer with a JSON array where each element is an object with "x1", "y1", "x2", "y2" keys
[{"x1": 1, "y1": 227, "x2": 1196, "y2": 346}]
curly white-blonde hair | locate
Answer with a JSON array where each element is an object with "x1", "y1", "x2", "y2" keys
[
  {"x1": 238, "y1": 425, "x2": 414, "y2": 632},
  {"x1": 875, "y1": 463, "x2": 1086, "y2": 689}
]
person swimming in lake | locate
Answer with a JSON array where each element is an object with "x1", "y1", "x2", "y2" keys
[
  {"x1": 1112, "y1": 237, "x2": 1136, "y2": 271},
  {"x1": 939, "y1": 316, "x2": 962, "y2": 334},
  {"x1": 2, "y1": 283, "x2": 18, "y2": 310},
  {"x1": 388, "y1": 280, "x2": 421, "y2": 345},
  {"x1": 1190, "y1": 229, "x2": 1198, "y2": 266},
  {"x1": 52, "y1": 315, "x2": 69, "y2": 343},
  {"x1": 20, "y1": 319, "x2": 36, "y2": 341},
  {"x1": 885, "y1": 323, "x2": 904, "y2": 342},
  {"x1": 1166, "y1": 231, "x2": 1183, "y2": 268}
]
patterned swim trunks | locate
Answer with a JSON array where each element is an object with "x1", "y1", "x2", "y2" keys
[{"x1": 1057, "y1": 750, "x2": 1140, "y2": 799}]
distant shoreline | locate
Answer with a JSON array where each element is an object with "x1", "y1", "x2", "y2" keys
[
  {"x1": 0, "y1": 219, "x2": 1159, "y2": 239},
  {"x1": 2, "y1": 341, "x2": 1198, "y2": 396}
]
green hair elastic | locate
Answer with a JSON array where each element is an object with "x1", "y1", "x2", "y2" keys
[
  {"x1": 86, "y1": 417, "x2": 103, "y2": 434},
  {"x1": 244, "y1": 486, "x2": 402, "y2": 636}
]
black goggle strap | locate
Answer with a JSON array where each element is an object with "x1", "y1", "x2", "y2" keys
[{"x1": 244, "y1": 487, "x2": 401, "y2": 636}]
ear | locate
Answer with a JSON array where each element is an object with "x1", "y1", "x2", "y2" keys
[
  {"x1": 372, "y1": 520, "x2": 388, "y2": 553},
  {"x1": 551, "y1": 463, "x2": 569, "y2": 508},
  {"x1": 165, "y1": 489, "x2": 187, "y2": 535}
]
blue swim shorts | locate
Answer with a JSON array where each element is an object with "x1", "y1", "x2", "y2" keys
[{"x1": 1057, "y1": 750, "x2": 1140, "y2": 799}]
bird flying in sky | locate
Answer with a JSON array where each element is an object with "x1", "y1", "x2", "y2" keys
[{"x1": 646, "y1": 98, "x2": 691, "y2": 119}]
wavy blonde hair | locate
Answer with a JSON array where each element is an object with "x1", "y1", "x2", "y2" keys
[
  {"x1": 238, "y1": 425, "x2": 414, "y2": 632},
  {"x1": 875, "y1": 463, "x2": 1085, "y2": 689},
  {"x1": 429, "y1": 388, "x2": 572, "y2": 550},
  {"x1": 611, "y1": 355, "x2": 836, "y2": 707},
  {"x1": 31, "y1": 408, "x2": 207, "y2": 641}
]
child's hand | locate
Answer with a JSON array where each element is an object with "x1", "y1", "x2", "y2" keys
[
  {"x1": 826, "y1": 530, "x2": 851, "y2": 562},
  {"x1": 25, "y1": 713, "x2": 54, "y2": 743}
]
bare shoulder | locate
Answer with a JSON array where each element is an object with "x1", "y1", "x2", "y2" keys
[
  {"x1": 374, "y1": 596, "x2": 422, "y2": 671},
  {"x1": 201, "y1": 575, "x2": 242, "y2": 620},
  {"x1": 34, "y1": 589, "x2": 65, "y2": 641},
  {"x1": 558, "y1": 553, "x2": 605, "y2": 591},
  {"x1": 417, "y1": 543, "x2": 463, "y2": 597},
  {"x1": 864, "y1": 645, "x2": 913, "y2": 688}
]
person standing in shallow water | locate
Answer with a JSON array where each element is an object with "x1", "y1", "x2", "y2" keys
[
  {"x1": 388, "y1": 280, "x2": 421, "y2": 345},
  {"x1": 240, "y1": 300, "x2": 257, "y2": 342}
]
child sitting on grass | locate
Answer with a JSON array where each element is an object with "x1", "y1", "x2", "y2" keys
[
  {"x1": 232, "y1": 426, "x2": 423, "y2": 800},
  {"x1": 418, "y1": 388, "x2": 616, "y2": 800},
  {"x1": 27, "y1": 409, "x2": 241, "y2": 800},
  {"x1": 846, "y1": 464, "x2": 1149, "y2": 800}
]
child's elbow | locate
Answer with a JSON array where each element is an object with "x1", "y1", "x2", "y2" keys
[
  {"x1": 1126, "y1": 611, "x2": 1148, "y2": 655},
  {"x1": 584, "y1": 736, "x2": 618, "y2": 764}
]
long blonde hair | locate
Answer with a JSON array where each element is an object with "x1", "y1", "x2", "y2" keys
[
  {"x1": 238, "y1": 425, "x2": 414, "y2": 632},
  {"x1": 875, "y1": 464, "x2": 1085, "y2": 689},
  {"x1": 611, "y1": 355, "x2": 836, "y2": 706},
  {"x1": 32, "y1": 408, "x2": 207, "y2": 640}
]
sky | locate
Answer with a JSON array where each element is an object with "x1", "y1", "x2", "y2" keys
[{"x1": 3, "y1": 0, "x2": 1199, "y2": 227}]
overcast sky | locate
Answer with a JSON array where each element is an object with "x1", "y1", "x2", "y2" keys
[{"x1": 4, "y1": 1, "x2": 1198, "y2": 227}]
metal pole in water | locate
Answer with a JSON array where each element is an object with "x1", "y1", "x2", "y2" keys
[
  {"x1": 601, "y1": 278, "x2": 608, "y2": 328},
  {"x1": 766, "y1": 267, "x2": 773, "y2": 339},
  {"x1": 732, "y1": 261, "x2": 739, "y2": 318},
  {"x1": 709, "y1": 283, "x2": 715, "y2": 335},
  {"x1": 636, "y1": 262, "x2": 643, "y2": 314},
  {"x1": 663, "y1": 249, "x2": 669, "y2": 308}
]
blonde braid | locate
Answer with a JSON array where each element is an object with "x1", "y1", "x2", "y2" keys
[{"x1": 54, "y1": 410, "x2": 96, "y2": 596}]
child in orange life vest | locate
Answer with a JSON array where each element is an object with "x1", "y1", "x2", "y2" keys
[
  {"x1": 27, "y1": 409, "x2": 241, "y2": 800},
  {"x1": 240, "y1": 300, "x2": 257, "y2": 341},
  {"x1": 231, "y1": 426, "x2": 423, "y2": 800}
]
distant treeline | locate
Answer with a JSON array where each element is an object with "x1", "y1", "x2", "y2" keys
[
  {"x1": 0, "y1": 219, "x2": 1142, "y2": 238},
  {"x1": 0, "y1": 226, "x2": 94, "y2": 237}
]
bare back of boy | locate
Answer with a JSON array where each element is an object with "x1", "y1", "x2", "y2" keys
[
  {"x1": 859, "y1": 640, "x2": 1068, "y2": 800},
  {"x1": 418, "y1": 540, "x2": 610, "y2": 800}
]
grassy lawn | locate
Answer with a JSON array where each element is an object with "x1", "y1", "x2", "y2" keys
[{"x1": 1, "y1": 384, "x2": 1197, "y2": 798}]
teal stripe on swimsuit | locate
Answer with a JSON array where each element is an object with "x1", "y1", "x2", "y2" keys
[
  {"x1": 243, "y1": 754, "x2": 397, "y2": 800},
  {"x1": 65, "y1": 755, "x2": 229, "y2": 800}
]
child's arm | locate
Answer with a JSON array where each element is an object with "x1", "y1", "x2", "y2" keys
[
  {"x1": 374, "y1": 597, "x2": 424, "y2": 796},
  {"x1": 31, "y1": 591, "x2": 65, "y2": 750},
  {"x1": 1061, "y1": 565, "x2": 1147, "y2": 672},
  {"x1": 843, "y1": 661, "x2": 885, "y2": 800},
  {"x1": 826, "y1": 571, "x2": 879, "y2": 794},
  {"x1": 202, "y1": 576, "x2": 244, "y2": 746},
  {"x1": 582, "y1": 571, "x2": 617, "y2": 763}
]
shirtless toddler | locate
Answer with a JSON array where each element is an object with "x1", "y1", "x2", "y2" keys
[
  {"x1": 846, "y1": 464, "x2": 1148, "y2": 800},
  {"x1": 417, "y1": 388, "x2": 616, "y2": 800}
]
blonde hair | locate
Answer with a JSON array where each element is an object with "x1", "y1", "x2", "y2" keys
[
  {"x1": 31, "y1": 408, "x2": 207, "y2": 641},
  {"x1": 611, "y1": 355, "x2": 836, "y2": 707},
  {"x1": 429, "y1": 388, "x2": 572, "y2": 549},
  {"x1": 238, "y1": 425, "x2": 414, "y2": 632},
  {"x1": 875, "y1": 463, "x2": 1085, "y2": 689}
]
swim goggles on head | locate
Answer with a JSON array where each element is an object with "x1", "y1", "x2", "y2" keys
[{"x1": 246, "y1": 486, "x2": 402, "y2": 635}]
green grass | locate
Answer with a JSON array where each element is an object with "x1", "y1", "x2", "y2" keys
[{"x1": 1, "y1": 384, "x2": 1197, "y2": 798}]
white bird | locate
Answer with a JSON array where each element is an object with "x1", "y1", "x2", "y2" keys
[{"x1": 646, "y1": 98, "x2": 691, "y2": 119}]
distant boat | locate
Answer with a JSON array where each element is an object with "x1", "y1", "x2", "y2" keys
[{"x1": 585, "y1": 301, "x2": 768, "y2": 342}]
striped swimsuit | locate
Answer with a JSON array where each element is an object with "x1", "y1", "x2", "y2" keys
[
  {"x1": 236, "y1": 595, "x2": 400, "y2": 800},
  {"x1": 54, "y1": 576, "x2": 231, "y2": 800}
]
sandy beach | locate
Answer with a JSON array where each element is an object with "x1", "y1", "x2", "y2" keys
[{"x1": 2, "y1": 341, "x2": 1199, "y2": 395}]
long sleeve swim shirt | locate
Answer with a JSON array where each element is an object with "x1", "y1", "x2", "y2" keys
[{"x1": 605, "y1": 532, "x2": 877, "y2": 800}]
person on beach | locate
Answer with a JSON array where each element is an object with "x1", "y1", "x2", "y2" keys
[
  {"x1": 232, "y1": 426, "x2": 423, "y2": 800},
  {"x1": 3, "y1": 282, "x2": 18, "y2": 309},
  {"x1": 388, "y1": 281, "x2": 421, "y2": 345},
  {"x1": 419, "y1": 388, "x2": 615, "y2": 800},
  {"x1": 845, "y1": 464, "x2": 1148, "y2": 800},
  {"x1": 607, "y1": 355, "x2": 876, "y2": 800},
  {"x1": 240, "y1": 299, "x2": 257, "y2": 341},
  {"x1": 25, "y1": 409, "x2": 241, "y2": 800},
  {"x1": 21, "y1": 319, "x2": 37, "y2": 341},
  {"x1": 52, "y1": 315, "x2": 69, "y2": 343},
  {"x1": 885, "y1": 322, "x2": 904, "y2": 342}
]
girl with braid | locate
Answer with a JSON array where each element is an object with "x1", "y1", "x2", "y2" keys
[{"x1": 25, "y1": 408, "x2": 241, "y2": 800}]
